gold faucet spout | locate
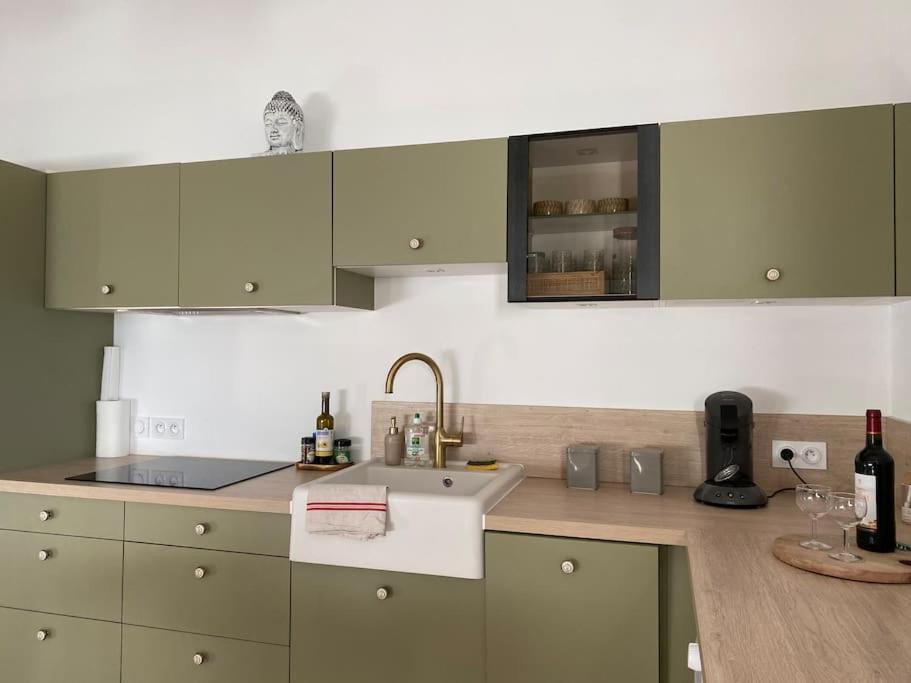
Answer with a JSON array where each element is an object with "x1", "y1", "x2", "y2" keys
[{"x1": 384, "y1": 352, "x2": 463, "y2": 468}]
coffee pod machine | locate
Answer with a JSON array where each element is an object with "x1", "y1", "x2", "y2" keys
[{"x1": 694, "y1": 391, "x2": 767, "y2": 508}]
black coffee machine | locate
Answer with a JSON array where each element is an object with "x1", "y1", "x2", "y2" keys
[{"x1": 693, "y1": 391, "x2": 767, "y2": 508}]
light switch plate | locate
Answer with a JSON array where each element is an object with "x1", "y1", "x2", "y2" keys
[{"x1": 772, "y1": 440, "x2": 827, "y2": 470}]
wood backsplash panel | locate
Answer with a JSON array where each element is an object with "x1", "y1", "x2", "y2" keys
[{"x1": 372, "y1": 401, "x2": 869, "y2": 493}]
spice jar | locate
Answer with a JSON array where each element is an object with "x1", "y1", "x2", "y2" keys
[
  {"x1": 301, "y1": 436, "x2": 316, "y2": 464},
  {"x1": 333, "y1": 438, "x2": 352, "y2": 464}
]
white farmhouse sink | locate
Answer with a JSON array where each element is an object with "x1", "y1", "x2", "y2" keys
[{"x1": 290, "y1": 460, "x2": 525, "y2": 579}]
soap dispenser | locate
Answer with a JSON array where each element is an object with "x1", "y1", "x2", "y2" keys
[{"x1": 384, "y1": 417, "x2": 404, "y2": 466}]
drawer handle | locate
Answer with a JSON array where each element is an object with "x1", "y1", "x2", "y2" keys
[
  {"x1": 243, "y1": 281, "x2": 258, "y2": 293},
  {"x1": 194, "y1": 523, "x2": 208, "y2": 536},
  {"x1": 194, "y1": 567, "x2": 207, "y2": 580},
  {"x1": 765, "y1": 267, "x2": 781, "y2": 282},
  {"x1": 193, "y1": 653, "x2": 205, "y2": 666},
  {"x1": 376, "y1": 586, "x2": 390, "y2": 601},
  {"x1": 37, "y1": 549, "x2": 51, "y2": 561},
  {"x1": 36, "y1": 630, "x2": 49, "y2": 641},
  {"x1": 38, "y1": 510, "x2": 53, "y2": 522},
  {"x1": 561, "y1": 560, "x2": 576, "y2": 575},
  {"x1": 408, "y1": 238, "x2": 423, "y2": 250},
  {"x1": 100, "y1": 284, "x2": 114, "y2": 295}
]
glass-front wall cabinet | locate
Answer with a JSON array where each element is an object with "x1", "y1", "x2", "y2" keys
[{"x1": 507, "y1": 125, "x2": 659, "y2": 302}]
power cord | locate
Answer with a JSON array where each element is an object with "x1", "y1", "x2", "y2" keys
[{"x1": 767, "y1": 448, "x2": 808, "y2": 499}]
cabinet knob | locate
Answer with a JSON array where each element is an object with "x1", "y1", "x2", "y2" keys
[
  {"x1": 38, "y1": 510, "x2": 52, "y2": 522},
  {"x1": 243, "y1": 281, "x2": 258, "y2": 293},
  {"x1": 36, "y1": 630, "x2": 49, "y2": 641},
  {"x1": 376, "y1": 586, "x2": 390, "y2": 600},
  {"x1": 100, "y1": 284, "x2": 114, "y2": 295},
  {"x1": 194, "y1": 567, "x2": 206, "y2": 579},
  {"x1": 194, "y1": 523, "x2": 208, "y2": 536},
  {"x1": 561, "y1": 560, "x2": 576, "y2": 575},
  {"x1": 408, "y1": 238, "x2": 423, "y2": 250},
  {"x1": 193, "y1": 653, "x2": 205, "y2": 666},
  {"x1": 37, "y1": 549, "x2": 51, "y2": 561},
  {"x1": 765, "y1": 267, "x2": 781, "y2": 282}
]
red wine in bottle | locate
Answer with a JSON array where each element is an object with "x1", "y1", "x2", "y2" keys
[{"x1": 854, "y1": 409, "x2": 895, "y2": 553}]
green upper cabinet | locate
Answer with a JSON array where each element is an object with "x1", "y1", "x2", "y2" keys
[
  {"x1": 661, "y1": 105, "x2": 895, "y2": 299},
  {"x1": 486, "y1": 531, "x2": 659, "y2": 683},
  {"x1": 179, "y1": 153, "x2": 359, "y2": 308},
  {"x1": 333, "y1": 138, "x2": 507, "y2": 267},
  {"x1": 897, "y1": 104, "x2": 911, "y2": 296},
  {"x1": 46, "y1": 164, "x2": 180, "y2": 309}
]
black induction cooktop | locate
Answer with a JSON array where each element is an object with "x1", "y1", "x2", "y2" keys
[{"x1": 66, "y1": 456, "x2": 293, "y2": 491}]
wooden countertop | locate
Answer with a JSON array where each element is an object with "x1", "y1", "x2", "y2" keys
[
  {"x1": 486, "y1": 478, "x2": 911, "y2": 683},
  {"x1": 0, "y1": 455, "x2": 328, "y2": 514}
]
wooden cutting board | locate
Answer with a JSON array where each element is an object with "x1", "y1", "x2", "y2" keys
[{"x1": 773, "y1": 533, "x2": 911, "y2": 584}]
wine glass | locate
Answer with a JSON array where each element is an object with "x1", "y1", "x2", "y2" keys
[
  {"x1": 795, "y1": 484, "x2": 833, "y2": 550},
  {"x1": 828, "y1": 492, "x2": 867, "y2": 563}
]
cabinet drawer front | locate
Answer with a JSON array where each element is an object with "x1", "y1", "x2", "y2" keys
[
  {"x1": 661, "y1": 105, "x2": 895, "y2": 299},
  {"x1": 0, "y1": 530, "x2": 123, "y2": 621},
  {"x1": 334, "y1": 138, "x2": 507, "y2": 267},
  {"x1": 0, "y1": 492, "x2": 124, "y2": 539},
  {"x1": 125, "y1": 502, "x2": 290, "y2": 556},
  {"x1": 123, "y1": 542, "x2": 289, "y2": 645},
  {"x1": 46, "y1": 164, "x2": 180, "y2": 309},
  {"x1": 179, "y1": 153, "x2": 333, "y2": 307},
  {"x1": 122, "y1": 624, "x2": 288, "y2": 683},
  {"x1": 0, "y1": 607, "x2": 121, "y2": 683},
  {"x1": 291, "y1": 562, "x2": 485, "y2": 683},
  {"x1": 485, "y1": 531, "x2": 659, "y2": 683}
]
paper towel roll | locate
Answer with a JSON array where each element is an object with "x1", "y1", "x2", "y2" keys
[
  {"x1": 96, "y1": 400, "x2": 131, "y2": 458},
  {"x1": 100, "y1": 346, "x2": 121, "y2": 401}
]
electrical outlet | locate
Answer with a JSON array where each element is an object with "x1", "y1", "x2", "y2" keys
[
  {"x1": 772, "y1": 440, "x2": 827, "y2": 470},
  {"x1": 150, "y1": 417, "x2": 185, "y2": 440},
  {"x1": 133, "y1": 416, "x2": 150, "y2": 438}
]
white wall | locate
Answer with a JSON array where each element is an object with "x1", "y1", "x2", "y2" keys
[
  {"x1": 893, "y1": 302, "x2": 911, "y2": 421},
  {"x1": 116, "y1": 275, "x2": 891, "y2": 460},
  {"x1": 3, "y1": 2, "x2": 908, "y2": 458},
  {"x1": 1, "y1": 1, "x2": 909, "y2": 171}
]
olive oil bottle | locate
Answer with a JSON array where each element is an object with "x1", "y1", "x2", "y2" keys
[{"x1": 315, "y1": 392, "x2": 335, "y2": 465}]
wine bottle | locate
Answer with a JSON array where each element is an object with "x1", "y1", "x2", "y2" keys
[
  {"x1": 855, "y1": 409, "x2": 895, "y2": 553},
  {"x1": 314, "y1": 392, "x2": 335, "y2": 465}
]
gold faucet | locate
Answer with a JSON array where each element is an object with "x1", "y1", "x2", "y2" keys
[{"x1": 384, "y1": 353, "x2": 463, "y2": 468}]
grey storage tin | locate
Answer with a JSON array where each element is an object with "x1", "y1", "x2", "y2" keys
[
  {"x1": 630, "y1": 447, "x2": 664, "y2": 495},
  {"x1": 566, "y1": 444, "x2": 599, "y2": 490}
]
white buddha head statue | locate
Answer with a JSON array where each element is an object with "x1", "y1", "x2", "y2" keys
[{"x1": 262, "y1": 91, "x2": 304, "y2": 155}]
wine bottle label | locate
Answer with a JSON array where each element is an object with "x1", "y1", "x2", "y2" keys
[
  {"x1": 855, "y1": 473, "x2": 878, "y2": 530},
  {"x1": 315, "y1": 429, "x2": 334, "y2": 456}
]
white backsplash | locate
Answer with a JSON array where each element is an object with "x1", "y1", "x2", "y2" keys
[{"x1": 116, "y1": 273, "x2": 892, "y2": 461}]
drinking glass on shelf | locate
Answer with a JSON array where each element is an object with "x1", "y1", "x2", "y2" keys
[
  {"x1": 828, "y1": 492, "x2": 867, "y2": 563},
  {"x1": 795, "y1": 484, "x2": 833, "y2": 550},
  {"x1": 552, "y1": 250, "x2": 574, "y2": 273},
  {"x1": 582, "y1": 249, "x2": 604, "y2": 272}
]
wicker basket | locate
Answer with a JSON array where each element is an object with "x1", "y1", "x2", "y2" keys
[{"x1": 527, "y1": 271, "x2": 605, "y2": 297}]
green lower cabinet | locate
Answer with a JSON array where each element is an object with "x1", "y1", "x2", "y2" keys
[
  {"x1": 485, "y1": 531, "x2": 659, "y2": 683},
  {"x1": 0, "y1": 606, "x2": 121, "y2": 683},
  {"x1": 661, "y1": 546, "x2": 699, "y2": 683},
  {"x1": 0, "y1": 492, "x2": 124, "y2": 539},
  {"x1": 291, "y1": 562, "x2": 485, "y2": 683},
  {"x1": 122, "y1": 625, "x2": 289, "y2": 683},
  {"x1": 122, "y1": 542, "x2": 290, "y2": 645},
  {"x1": 0, "y1": 529, "x2": 123, "y2": 621}
]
